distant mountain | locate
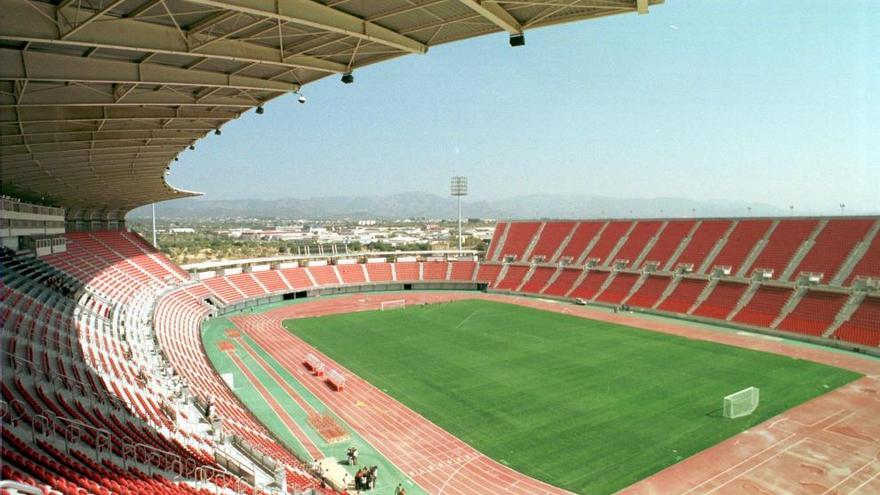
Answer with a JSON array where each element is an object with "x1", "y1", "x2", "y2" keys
[{"x1": 128, "y1": 192, "x2": 789, "y2": 220}]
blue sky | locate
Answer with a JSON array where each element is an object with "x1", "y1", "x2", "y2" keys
[{"x1": 168, "y1": 0, "x2": 879, "y2": 213}]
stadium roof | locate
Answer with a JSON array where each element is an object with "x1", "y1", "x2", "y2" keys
[{"x1": 0, "y1": 0, "x2": 662, "y2": 214}]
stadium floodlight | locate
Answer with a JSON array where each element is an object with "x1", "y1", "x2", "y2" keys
[
  {"x1": 188, "y1": 145, "x2": 195, "y2": 150},
  {"x1": 341, "y1": 72, "x2": 354, "y2": 84},
  {"x1": 450, "y1": 176, "x2": 468, "y2": 255},
  {"x1": 509, "y1": 33, "x2": 525, "y2": 47},
  {"x1": 256, "y1": 106, "x2": 265, "y2": 115},
  {"x1": 214, "y1": 129, "x2": 221, "y2": 136},
  {"x1": 297, "y1": 93, "x2": 307, "y2": 104},
  {"x1": 840, "y1": 203, "x2": 846, "y2": 215}
]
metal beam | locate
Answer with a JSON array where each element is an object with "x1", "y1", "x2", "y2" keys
[
  {"x1": 185, "y1": 0, "x2": 428, "y2": 54},
  {"x1": 0, "y1": 106, "x2": 240, "y2": 124},
  {"x1": 2, "y1": 1, "x2": 349, "y2": 74},
  {"x1": 458, "y1": 1, "x2": 522, "y2": 34},
  {"x1": 0, "y1": 48, "x2": 296, "y2": 93}
]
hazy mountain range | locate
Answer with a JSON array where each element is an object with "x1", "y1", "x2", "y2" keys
[{"x1": 126, "y1": 192, "x2": 825, "y2": 220}]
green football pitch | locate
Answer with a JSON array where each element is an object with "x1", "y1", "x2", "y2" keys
[{"x1": 283, "y1": 299, "x2": 860, "y2": 494}]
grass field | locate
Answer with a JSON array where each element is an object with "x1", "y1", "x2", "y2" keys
[{"x1": 284, "y1": 299, "x2": 861, "y2": 495}]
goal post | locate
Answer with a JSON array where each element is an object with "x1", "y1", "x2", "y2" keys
[
  {"x1": 723, "y1": 386, "x2": 759, "y2": 419},
  {"x1": 380, "y1": 299, "x2": 406, "y2": 311}
]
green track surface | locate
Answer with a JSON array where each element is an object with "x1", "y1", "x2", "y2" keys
[
  {"x1": 202, "y1": 315, "x2": 426, "y2": 495},
  {"x1": 283, "y1": 299, "x2": 861, "y2": 495}
]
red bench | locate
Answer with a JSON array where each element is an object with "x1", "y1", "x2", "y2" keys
[
  {"x1": 326, "y1": 370, "x2": 346, "y2": 392},
  {"x1": 303, "y1": 354, "x2": 325, "y2": 377}
]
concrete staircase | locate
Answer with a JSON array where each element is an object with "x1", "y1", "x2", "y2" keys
[
  {"x1": 698, "y1": 221, "x2": 739, "y2": 274},
  {"x1": 780, "y1": 219, "x2": 828, "y2": 282},
  {"x1": 736, "y1": 220, "x2": 779, "y2": 277},
  {"x1": 663, "y1": 221, "x2": 702, "y2": 271},
  {"x1": 822, "y1": 291, "x2": 866, "y2": 337},
  {"x1": 831, "y1": 219, "x2": 880, "y2": 285},
  {"x1": 770, "y1": 286, "x2": 807, "y2": 328},
  {"x1": 549, "y1": 222, "x2": 580, "y2": 263},
  {"x1": 632, "y1": 221, "x2": 667, "y2": 269}
]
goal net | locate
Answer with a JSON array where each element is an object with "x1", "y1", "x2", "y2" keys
[
  {"x1": 723, "y1": 386, "x2": 760, "y2": 419},
  {"x1": 380, "y1": 299, "x2": 406, "y2": 311}
]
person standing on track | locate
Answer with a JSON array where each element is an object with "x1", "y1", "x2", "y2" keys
[{"x1": 394, "y1": 483, "x2": 406, "y2": 495}]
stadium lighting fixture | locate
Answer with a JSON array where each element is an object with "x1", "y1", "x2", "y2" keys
[
  {"x1": 839, "y1": 203, "x2": 846, "y2": 215},
  {"x1": 341, "y1": 72, "x2": 354, "y2": 84},
  {"x1": 214, "y1": 129, "x2": 221, "y2": 136},
  {"x1": 509, "y1": 33, "x2": 525, "y2": 47},
  {"x1": 256, "y1": 106, "x2": 265, "y2": 115},
  {"x1": 789, "y1": 205, "x2": 794, "y2": 216},
  {"x1": 188, "y1": 145, "x2": 195, "y2": 150},
  {"x1": 297, "y1": 93, "x2": 307, "y2": 104},
  {"x1": 450, "y1": 176, "x2": 468, "y2": 255}
]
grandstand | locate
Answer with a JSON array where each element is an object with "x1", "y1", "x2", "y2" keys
[{"x1": 2, "y1": 0, "x2": 879, "y2": 494}]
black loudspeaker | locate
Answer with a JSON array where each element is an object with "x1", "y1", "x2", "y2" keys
[{"x1": 509, "y1": 33, "x2": 525, "y2": 47}]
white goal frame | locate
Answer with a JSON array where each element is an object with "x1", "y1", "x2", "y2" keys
[
  {"x1": 380, "y1": 299, "x2": 406, "y2": 311},
  {"x1": 723, "y1": 386, "x2": 760, "y2": 419}
]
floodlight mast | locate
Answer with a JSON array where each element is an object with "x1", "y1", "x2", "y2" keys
[
  {"x1": 450, "y1": 176, "x2": 468, "y2": 255},
  {"x1": 151, "y1": 203, "x2": 158, "y2": 248}
]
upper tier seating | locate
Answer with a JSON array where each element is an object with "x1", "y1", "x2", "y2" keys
[
  {"x1": 745, "y1": 219, "x2": 817, "y2": 279},
  {"x1": 674, "y1": 220, "x2": 731, "y2": 271},
  {"x1": 583, "y1": 221, "x2": 631, "y2": 265},
  {"x1": 497, "y1": 222, "x2": 542, "y2": 261},
  {"x1": 732, "y1": 285, "x2": 793, "y2": 327},
  {"x1": 776, "y1": 290, "x2": 849, "y2": 337},
  {"x1": 528, "y1": 222, "x2": 576, "y2": 262},
  {"x1": 847, "y1": 233, "x2": 880, "y2": 284},
  {"x1": 710, "y1": 220, "x2": 772, "y2": 275},
  {"x1": 614, "y1": 221, "x2": 662, "y2": 267},
  {"x1": 692, "y1": 281, "x2": 748, "y2": 320},
  {"x1": 557, "y1": 222, "x2": 604, "y2": 263},
  {"x1": 487, "y1": 221, "x2": 507, "y2": 261},
  {"x1": 639, "y1": 221, "x2": 695, "y2": 270},
  {"x1": 793, "y1": 219, "x2": 874, "y2": 283},
  {"x1": 833, "y1": 296, "x2": 880, "y2": 347}
]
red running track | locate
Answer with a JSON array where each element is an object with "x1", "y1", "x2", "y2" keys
[{"x1": 229, "y1": 292, "x2": 880, "y2": 495}]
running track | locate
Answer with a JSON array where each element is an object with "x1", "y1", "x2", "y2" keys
[{"x1": 228, "y1": 292, "x2": 880, "y2": 495}]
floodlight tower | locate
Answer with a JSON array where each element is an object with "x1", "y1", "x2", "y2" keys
[{"x1": 450, "y1": 176, "x2": 468, "y2": 255}]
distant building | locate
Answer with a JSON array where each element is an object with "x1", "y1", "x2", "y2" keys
[{"x1": 169, "y1": 228, "x2": 195, "y2": 234}]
